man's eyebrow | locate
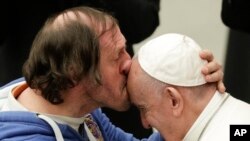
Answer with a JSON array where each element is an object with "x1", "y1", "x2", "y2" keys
[
  {"x1": 124, "y1": 39, "x2": 127, "y2": 48},
  {"x1": 117, "y1": 38, "x2": 127, "y2": 50},
  {"x1": 124, "y1": 44, "x2": 127, "y2": 49},
  {"x1": 114, "y1": 44, "x2": 126, "y2": 54}
]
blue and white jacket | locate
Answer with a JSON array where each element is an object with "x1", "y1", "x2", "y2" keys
[{"x1": 0, "y1": 78, "x2": 164, "y2": 141}]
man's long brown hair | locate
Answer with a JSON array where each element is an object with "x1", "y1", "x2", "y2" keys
[{"x1": 22, "y1": 6, "x2": 118, "y2": 104}]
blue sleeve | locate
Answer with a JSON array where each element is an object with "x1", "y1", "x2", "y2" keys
[{"x1": 92, "y1": 109, "x2": 164, "y2": 141}]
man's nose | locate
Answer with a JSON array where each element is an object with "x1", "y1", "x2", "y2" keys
[{"x1": 120, "y1": 53, "x2": 132, "y2": 75}]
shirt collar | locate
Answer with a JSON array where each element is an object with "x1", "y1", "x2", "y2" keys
[
  {"x1": 4, "y1": 83, "x2": 87, "y2": 132},
  {"x1": 183, "y1": 91, "x2": 229, "y2": 141},
  {"x1": 3, "y1": 82, "x2": 28, "y2": 111}
]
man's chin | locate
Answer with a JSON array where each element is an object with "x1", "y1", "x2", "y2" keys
[{"x1": 115, "y1": 102, "x2": 131, "y2": 112}]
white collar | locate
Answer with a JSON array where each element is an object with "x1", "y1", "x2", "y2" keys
[
  {"x1": 3, "y1": 83, "x2": 89, "y2": 133},
  {"x1": 2, "y1": 82, "x2": 28, "y2": 111},
  {"x1": 183, "y1": 91, "x2": 229, "y2": 141}
]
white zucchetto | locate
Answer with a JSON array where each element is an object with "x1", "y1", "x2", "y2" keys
[{"x1": 138, "y1": 33, "x2": 207, "y2": 86}]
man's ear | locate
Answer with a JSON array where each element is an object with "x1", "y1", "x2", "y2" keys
[{"x1": 164, "y1": 87, "x2": 184, "y2": 117}]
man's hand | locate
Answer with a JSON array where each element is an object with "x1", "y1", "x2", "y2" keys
[{"x1": 200, "y1": 50, "x2": 226, "y2": 93}]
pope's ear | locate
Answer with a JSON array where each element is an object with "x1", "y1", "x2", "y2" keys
[{"x1": 164, "y1": 87, "x2": 184, "y2": 117}]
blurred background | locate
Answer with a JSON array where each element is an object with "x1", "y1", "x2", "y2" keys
[
  {"x1": 2, "y1": 0, "x2": 250, "y2": 139},
  {"x1": 135, "y1": 0, "x2": 250, "y2": 106},
  {"x1": 134, "y1": 0, "x2": 228, "y2": 67}
]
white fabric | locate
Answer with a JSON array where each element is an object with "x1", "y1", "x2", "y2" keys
[
  {"x1": 138, "y1": 33, "x2": 207, "y2": 86},
  {"x1": 1, "y1": 85, "x2": 28, "y2": 111},
  {"x1": 0, "y1": 81, "x2": 25, "y2": 110},
  {"x1": 42, "y1": 113, "x2": 85, "y2": 131},
  {"x1": 183, "y1": 91, "x2": 250, "y2": 141},
  {"x1": 38, "y1": 114, "x2": 64, "y2": 141}
]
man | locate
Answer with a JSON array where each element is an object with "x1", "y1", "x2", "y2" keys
[
  {"x1": 0, "y1": 7, "x2": 224, "y2": 140},
  {"x1": 127, "y1": 33, "x2": 250, "y2": 141},
  {"x1": 1, "y1": 1, "x2": 160, "y2": 137}
]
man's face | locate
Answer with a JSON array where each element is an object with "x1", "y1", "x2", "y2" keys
[
  {"x1": 92, "y1": 26, "x2": 132, "y2": 111},
  {"x1": 127, "y1": 59, "x2": 170, "y2": 132}
]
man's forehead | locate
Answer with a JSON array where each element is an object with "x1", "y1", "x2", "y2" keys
[{"x1": 99, "y1": 27, "x2": 125, "y2": 49}]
